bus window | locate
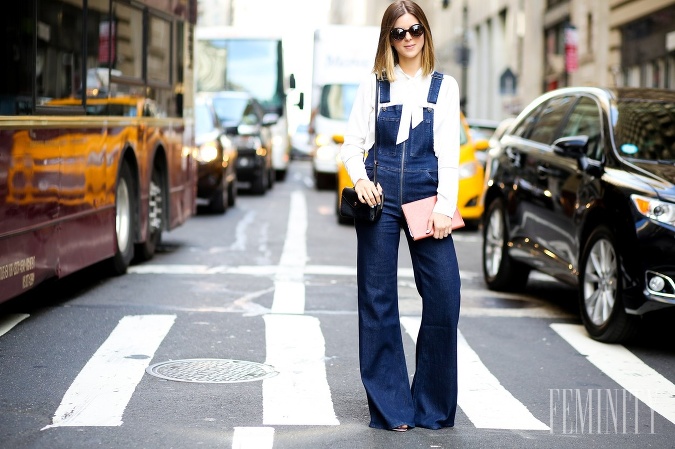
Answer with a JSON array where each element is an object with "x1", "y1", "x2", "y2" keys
[
  {"x1": 111, "y1": 2, "x2": 144, "y2": 81},
  {"x1": 36, "y1": 0, "x2": 86, "y2": 107},
  {"x1": 148, "y1": 14, "x2": 172, "y2": 86}
]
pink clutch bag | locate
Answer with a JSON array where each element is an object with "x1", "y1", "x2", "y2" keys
[{"x1": 401, "y1": 196, "x2": 465, "y2": 241}]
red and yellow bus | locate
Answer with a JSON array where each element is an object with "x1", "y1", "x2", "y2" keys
[{"x1": 0, "y1": 0, "x2": 198, "y2": 303}]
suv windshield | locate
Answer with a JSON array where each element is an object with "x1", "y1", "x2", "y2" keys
[
  {"x1": 212, "y1": 97, "x2": 250, "y2": 123},
  {"x1": 614, "y1": 98, "x2": 675, "y2": 162}
]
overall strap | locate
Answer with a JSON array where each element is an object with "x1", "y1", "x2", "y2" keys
[
  {"x1": 379, "y1": 75, "x2": 391, "y2": 103},
  {"x1": 373, "y1": 75, "x2": 381, "y2": 185},
  {"x1": 426, "y1": 71, "x2": 444, "y2": 104}
]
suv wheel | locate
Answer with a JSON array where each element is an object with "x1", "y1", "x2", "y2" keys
[
  {"x1": 482, "y1": 199, "x2": 529, "y2": 291},
  {"x1": 579, "y1": 226, "x2": 639, "y2": 342}
]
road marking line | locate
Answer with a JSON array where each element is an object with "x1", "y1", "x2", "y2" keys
[
  {"x1": 0, "y1": 313, "x2": 29, "y2": 337},
  {"x1": 232, "y1": 427, "x2": 274, "y2": 449},
  {"x1": 459, "y1": 306, "x2": 572, "y2": 319},
  {"x1": 272, "y1": 191, "x2": 307, "y2": 314},
  {"x1": 262, "y1": 314, "x2": 339, "y2": 425},
  {"x1": 229, "y1": 211, "x2": 256, "y2": 251},
  {"x1": 42, "y1": 315, "x2": 176, "y2": 429},
  {"x1": 401, "y1": 317, "x2": 549, "y2": 430},
  {"x1": 551, "y1": 323, "x2": 675, "y2": 425},
  {"x1": 129, "y1": 263, "x2": 479, "y2": 280}
]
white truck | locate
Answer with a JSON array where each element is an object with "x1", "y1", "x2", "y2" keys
[{"x1": 310, "y1": 25, "x2": 380, "y2": 190}]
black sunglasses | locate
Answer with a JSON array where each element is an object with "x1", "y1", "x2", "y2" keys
[{"x1": 390, "y1": 24, "x2": 424, "y2": 41}]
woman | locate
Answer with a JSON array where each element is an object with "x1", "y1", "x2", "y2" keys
[{"x1": 340, "y1": 0, "x2": 461, "y2": 432}]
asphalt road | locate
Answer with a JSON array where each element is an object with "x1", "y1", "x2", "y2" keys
[{"x1": 1, "y1": 160, "x2": 674, "y2": 449}]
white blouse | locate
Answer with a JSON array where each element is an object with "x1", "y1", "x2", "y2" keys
[{"x1": 340, "y1": 65, "x2": 461, "y2": 217}]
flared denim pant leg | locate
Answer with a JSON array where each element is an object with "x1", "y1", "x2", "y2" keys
[
  {"x1": 355, "y1": 209, "x2": 415, "y2": 429},
  {"x1": 407, "y1": 232, "x2": 461, "y2": 429}
]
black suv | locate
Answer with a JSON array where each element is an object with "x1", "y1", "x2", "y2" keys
[
  {"x1": 194, "y1": 95, "x2": 238, "y2": 213},
  {"x1": 481, "y1": 87, "x2": 675, "y2": 342},
  {"x1": 210, "y1": 91, "x2": 275, "y2": 194}
]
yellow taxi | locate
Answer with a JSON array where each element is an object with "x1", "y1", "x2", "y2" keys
[{"x1": 335, "y1": 112, "x2": 487, "y2": 227}]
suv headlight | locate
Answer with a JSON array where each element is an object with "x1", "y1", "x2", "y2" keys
[
  {"x1": 631, "y1": 194, "x2": 675, "y2": 226},
  {"x1": 197, "y1": 142, "x2": 219, "y2": 163}
]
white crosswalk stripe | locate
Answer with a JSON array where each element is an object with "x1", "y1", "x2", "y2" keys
[
  {"x1": 400, "y1": 316, "x2": 550, "y2": 430},
  {"x1": 552, "y1": 323, "x2": 675, "y2": 427},
  {"x1": 42, "y1": 315, "x2": 176, "y2": 429},
  {"x1": 263, "y1": 314, "x2": 339, "y2": 425}
]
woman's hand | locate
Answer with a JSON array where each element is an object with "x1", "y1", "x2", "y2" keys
[
  {"x1": 428, "y1": 212, "x2": 454, "y2": 239},
  {"x1": 354, "y1": 179, "x2": 383, "y2": 208}
]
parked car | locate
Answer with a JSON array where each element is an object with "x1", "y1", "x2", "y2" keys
[
  {"x1": 210, "y1": 91, "x2": 275, "y2": 194},
  {"x1": 336, "y1": 111, "x2": 485, "y2": 227},
  {"x1": 480, "y1": 86, "x2": 675, "y2": 343},
  {"x1": 194, "y1": 96, "x2": 238, "y2": 214}
]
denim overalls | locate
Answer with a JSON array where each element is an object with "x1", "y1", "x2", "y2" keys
[{"x1": 355, "y1": 72, "x2": 461, "y2": 430}]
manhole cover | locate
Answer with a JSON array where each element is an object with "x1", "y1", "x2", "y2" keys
[{"x1": 146, "y1": 358, "x2": 278, "y2": 383}]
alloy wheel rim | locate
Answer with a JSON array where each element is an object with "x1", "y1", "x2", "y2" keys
[
  {"x1": 484, "y1": 207, "x2": 504, "y2": 278},
  {"x1": 583, "y1": 239, "x2": 617, "y2": 326}
]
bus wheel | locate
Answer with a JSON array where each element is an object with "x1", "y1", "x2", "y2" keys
[
  {"x1": 135, "y1": 165, "x2": 165, "y2": 261},
  {"x1": 109, "y1": 163, "x2": 135, "y2": 275}
]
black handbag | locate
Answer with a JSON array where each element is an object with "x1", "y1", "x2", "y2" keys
[
  {"x1": 340, "y1": 187, "x2": 384, "y2": 221},
  {"x1": 339, "y1": 76, "x2": 383, "y2": 222}
]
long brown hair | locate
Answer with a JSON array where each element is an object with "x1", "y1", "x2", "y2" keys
[{"x1": 373, "y1": 0, "x2": 435, "y2": 81}]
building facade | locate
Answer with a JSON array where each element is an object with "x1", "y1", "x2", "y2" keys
[{"x1": 432, "y1": 0, "x2": 675, "y2": 121}]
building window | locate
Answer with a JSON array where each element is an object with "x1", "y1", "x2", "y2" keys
[{"x1": 586, "y1": 13, "x2": 593, "y2": 56}]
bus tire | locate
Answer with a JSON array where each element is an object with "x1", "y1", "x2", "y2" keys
[
  {"x1": 135, "y1": 164, "x2": 165, "y2": 261},
  {"x1": 109, "y1": 163, "x2": 135, "y2": 275}
]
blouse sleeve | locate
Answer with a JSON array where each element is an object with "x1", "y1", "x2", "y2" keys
[
  {"x1": 339, "y1": 74, "x2": 376, "y2": 186},
  {"x1": 433, "y1": 74, "x2": 461, "y2": 217}
]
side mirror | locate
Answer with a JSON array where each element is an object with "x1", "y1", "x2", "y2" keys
[
  {"x1": 289, "y1": 74, "x2": 296, "y2": 90},
  {"x1": 262, "y1": 113, "x2": 279, "y2": 126},
  {"x1": 296, "y1": 92, "x2": 305, "y2": 110},
  {"x1": 552, "y1": 135, "x2": 588, "y2": 158}
]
